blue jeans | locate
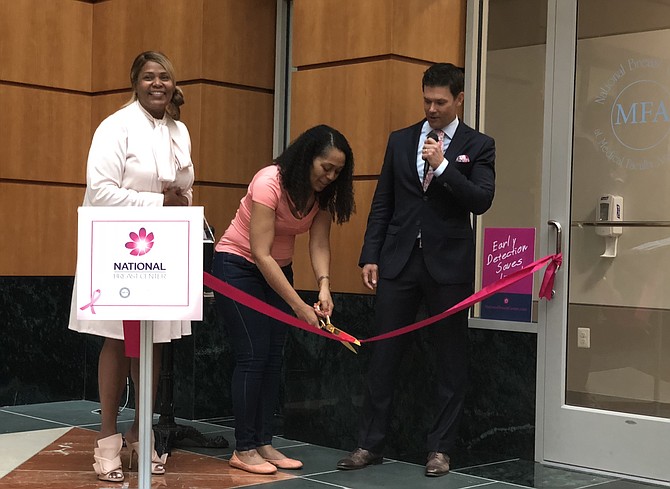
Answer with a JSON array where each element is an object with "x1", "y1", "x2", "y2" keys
[{"x1": 212, "y1": 251, "x2": 292, "y2": 450}]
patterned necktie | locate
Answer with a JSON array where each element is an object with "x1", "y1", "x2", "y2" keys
[{"x1": 423, "y1": 129, "x2": 444, "y2": 191}]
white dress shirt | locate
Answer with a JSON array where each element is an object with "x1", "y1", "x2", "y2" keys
[{"x1": 416, "y1": 117, "x2": 459, "y2": 184}]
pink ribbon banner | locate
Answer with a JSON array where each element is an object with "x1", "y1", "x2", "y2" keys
[{"x1": 202, "y1": 253, "x2": 562, "y2": 345}]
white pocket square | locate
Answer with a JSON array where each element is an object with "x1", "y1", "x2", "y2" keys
[{"x1": 455, "y1": 154, "x2": 470, "y2": 163}]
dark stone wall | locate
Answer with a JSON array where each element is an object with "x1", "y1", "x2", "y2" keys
[{"x1": 1, "y1": 277, "x2": 536, "y2": 465}]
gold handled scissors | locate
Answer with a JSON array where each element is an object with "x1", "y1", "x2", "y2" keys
[{"x1": 315, "y1": 305, "x2": 360, "y2": 354}]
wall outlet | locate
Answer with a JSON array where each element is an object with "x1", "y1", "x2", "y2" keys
[{"x1": 577, "y1": 327, "x2": 591, "y2": 348}]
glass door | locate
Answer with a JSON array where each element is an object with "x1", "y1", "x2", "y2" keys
[{"x1": 539, "y1": 0, "x2": 670, "y2": 482}]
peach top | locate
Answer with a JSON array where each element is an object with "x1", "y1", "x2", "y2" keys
[{"x1": 216, "y1": 165, "x2": 319, "y2": 266}]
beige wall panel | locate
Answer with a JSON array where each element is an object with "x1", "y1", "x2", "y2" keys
[
  {"x1": 0, "y1": 0, "x2": 92, "y2": 90},
  {"x1": 290, "y1": 61, "x2": 426, "y2": 176},
  {"x1": 193, "y1": 185, "x2": 247, "y2": 245},
  {"x1": 91, "y1": 0, "x2": 204, "y2": 91},
  {"x1": 292, "y1": 180, "x2": 377, "y2": 294},
  {"x1": 0, "y1": 183, "x2": 83, "y2": 275},
  {"x1": 202, "y1": 0, "x2": 276, "y2": 89},
  {"x1": 0, "y1": 85, "x2": 92, "y2": 184},
  {"x1": 198, "y1": 85, "x2": 274, "y2": 185},
  {"x1": 292, "y1": 0, "x2": 392, "y2": 66},
  {"x1": 392, "y1": 0, "x2": 465, "y2": 65},
  {"x1": 578, "y1": 0, "x2": 670, "y2": 39},
  {"x1": 489, "y1": 0, "x2": 547, "y2": 50}
]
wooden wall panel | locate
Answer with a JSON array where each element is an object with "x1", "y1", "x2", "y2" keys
[
  {"x1": 91, "y1": 0, "x2": 204, "y2": 91},
  {"x1": 292, "y1": 180, "x2": 378, "y2": 294},
  {"x1": 292, "y1": 0, "x2": 392, "y2": 66},
  {"x1": 389, "y1": 62, "x2": 435, "y2": 130},
  {"x1": 0, "y1": 0, "x2": 92, "y2": 90},
  {"x1": 291, "y1": 62, "x2": 389, "y2": 176},
  {"x1": 392, "y1": 0, "x2": 465, "y2": 65},
  {"x1": 198, "y1": 85, "x2": 274, "y2": 185},
  {"x1": 292, "y1": 0, "x2": 464, "y2": 67},
  {"x1": 290, "y1": 0, "x2": 467, "y2": 293},
  {"x1": 193, "y1": 185, "x2": 247, "y2": 245},
  {"x1": 0, "y1": 85, "x2": 92, "y2": 184},
  {"x1": 0, "y1": 183, "x2": 83, "y2": 275},
  {"x1": 290, "y1": 61, "x2": 426, "y2": 175},
  {"x1": 179, "y1": 85, "x2": 203, "y2": 173},
  {"x1": 202, "y1": 0, "x2": 276, "y2": 89},
  {"x1": 1, "y1": 1, "x2": 277, "y2": 276}
]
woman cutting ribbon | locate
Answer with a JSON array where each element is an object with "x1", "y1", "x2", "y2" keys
[{"x1": 212, "y1": 124, "x2": 355, "y2": 474}]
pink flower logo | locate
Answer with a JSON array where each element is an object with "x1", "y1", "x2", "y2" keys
[{"x1": 125, "y1": 227, "x2": 154, "y2": 256}]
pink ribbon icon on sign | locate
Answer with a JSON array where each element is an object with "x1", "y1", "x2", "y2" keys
[{"x1": 80, "y1": 289, "x2": 101, "y2": 314}]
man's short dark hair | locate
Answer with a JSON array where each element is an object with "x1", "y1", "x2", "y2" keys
[{"x1": 422, "y1": 63, "x2": 465, "y2": 97}]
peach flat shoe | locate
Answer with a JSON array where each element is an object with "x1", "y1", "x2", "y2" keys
[
  {"x1": 265, "y1": 457, "x2": 303, "y2": 470},
  {"x1": 229, "y1": 451, "x2": 277, "y2": 475}
]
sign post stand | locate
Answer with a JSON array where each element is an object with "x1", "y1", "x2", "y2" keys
[
  {"x1": 139, "y1": 320, "x2": 153, "y2": 489},
  {"x1": 76, "y1": 206, "x2": 203, "y2": 489}
]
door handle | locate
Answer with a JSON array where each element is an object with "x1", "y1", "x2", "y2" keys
[
  {"x1": 547, "y1": 220, "x2": 562, "y2": 298},
  {"x1": 548, "y1": 220, "x2": 562, "y2": 263}
]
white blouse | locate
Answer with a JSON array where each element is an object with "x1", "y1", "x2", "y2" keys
[
  {"x1": 69, "y1": 100, "x2": 195, "y2": 342},
  {"x1": 84, "y1": 100, "x2": 194, "y2": 207}
]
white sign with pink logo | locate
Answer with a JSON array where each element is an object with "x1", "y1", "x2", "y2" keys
[{"x1": 76, "y1": 206, "x2": 204, "y2": 320}]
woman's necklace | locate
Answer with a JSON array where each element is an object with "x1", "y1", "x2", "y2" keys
[{"x1": 287, "y1": 193, "x2": 315, "y2": 219}]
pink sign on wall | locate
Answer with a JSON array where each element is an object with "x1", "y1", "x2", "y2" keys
[{"x1": 481, "y1": 228, "x2": 536, "y2": 321}]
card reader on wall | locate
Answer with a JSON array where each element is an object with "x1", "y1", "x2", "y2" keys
[{"x1": 596, "y1": 194, "x2": 623, "y2": 258}]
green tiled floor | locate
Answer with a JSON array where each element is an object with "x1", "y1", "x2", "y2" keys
[{"x1": 0, "y1": 401, "x2": 666, "y2": 489}]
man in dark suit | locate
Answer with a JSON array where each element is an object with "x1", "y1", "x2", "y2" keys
[{"x1": 337, "y1": 63, "x2": 495, "y2": 477}]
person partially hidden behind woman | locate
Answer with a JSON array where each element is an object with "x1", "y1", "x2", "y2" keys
[
  {"x1": 68, "y1": 51, "x2": 194, "y2": 482},
  {"x1": 212, "y1": 124, "x2": 355, "y2": 474}
]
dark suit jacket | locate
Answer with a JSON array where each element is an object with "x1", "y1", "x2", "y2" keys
[{"x1": 359, "y1": 119, "x2": 495, "y2": 284}]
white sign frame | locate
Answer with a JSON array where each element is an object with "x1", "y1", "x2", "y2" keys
[{"x1": 76, "y1": 206, "x2": 204, "y2": 321}]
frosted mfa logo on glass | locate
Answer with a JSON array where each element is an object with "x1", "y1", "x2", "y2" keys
[
  {"x1": 611, "y1": 79, "x2": 670, "y2": 151},
  {"x1": 125, "y1": 227, "x2": 154, "y2": 256},
  {"x1": 589, "y1": 57, "x2": 670, "y2": 170}
]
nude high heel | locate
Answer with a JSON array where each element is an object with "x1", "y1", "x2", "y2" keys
[
  {"x1": 93, "y1": 433, "x2": 124, "y2": 482},
  {"x1": 127, "y1": 432, "x2": 168, "y2": 475}
]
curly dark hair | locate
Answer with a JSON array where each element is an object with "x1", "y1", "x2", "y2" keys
[{"x1": 275, "y1": 124, "x2": 355, "y2": 225}]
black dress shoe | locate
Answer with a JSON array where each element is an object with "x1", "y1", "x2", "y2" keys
[
  {"x1": 425, "y1": 452, "x2": 450, "y2": 477},
  {"x1": 336, "y1": 448, "x2": 383, "y2": 470}
]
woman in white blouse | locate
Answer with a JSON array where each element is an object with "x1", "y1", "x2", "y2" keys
[{"x1": 68, "y1": 51, "x2": 194, "y2": 482}]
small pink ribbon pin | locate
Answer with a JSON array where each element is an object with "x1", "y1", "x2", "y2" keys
[{"x1": 79, "y1": 289, "x2": 101, "y2": 314}]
